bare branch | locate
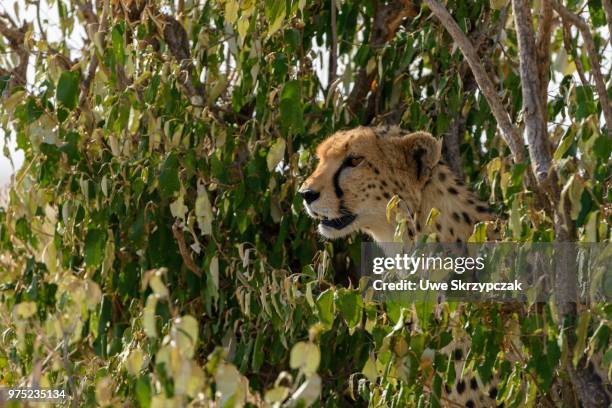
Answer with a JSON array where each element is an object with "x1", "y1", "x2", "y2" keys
[
  {"x1": 75, "y1": 0, "x2": 98, "y2": 25},
  {"x1": 79, "y1": 0, "x2": 109, "y2": 108},
  {"x1": 0, "y1": 14, "x2": 29, "y2": 90},
  {"x1": 512, "y1": 0, "x2": 552, "y2": 185},
  {"x1": 328, "y1": 0, "x2": 338, "y2": 86},
  {"x1": 422, "y1": 0, "x2": 525, "y2": 164},
  {"x1": 536, "y1": 0, "x2": 554, "y2": 124},
  {"x1": 157, "y1": 13, "x2": 205, "y2": 101},
  {"x1": 603, "y1": 0, "x2": 612, "y2": 47},
  {"x1": 552, "y1": 1, "x2": 612, "y2": 135},
  {"x1": 172, "y1": 222, "x2": 202, "y2": 277},
  {"x1": 346, "y1": 0, "x2": 419, "y2": 118}
]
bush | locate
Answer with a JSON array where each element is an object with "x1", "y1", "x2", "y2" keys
[{"x1": 0, "y1": 0, "x2": 609, "y2": 406}]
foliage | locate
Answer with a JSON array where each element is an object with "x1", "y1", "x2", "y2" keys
[{"x1": 0, "y1": 0, "x2": 610, "y2": 406}]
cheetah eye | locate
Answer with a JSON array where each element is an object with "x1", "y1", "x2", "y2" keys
[{"x1": 346, "y1": 156, "x2": 364, "y2": 167}]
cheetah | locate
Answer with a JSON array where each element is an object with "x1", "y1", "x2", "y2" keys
[
  {"x1": 299, "y1": 126, "x2": 502, "y2": 406},
  {"x1": 299, "y1": 126, "x2": 492, "y2": 243}
]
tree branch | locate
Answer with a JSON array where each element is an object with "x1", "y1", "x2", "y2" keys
[
  {"x1": 75, "y1": 0, "x2": 98, "y2": 25},
  {"x1": 346, "y1": 0, "x2": 419, "y2": 119},
  {"x1": 512, "y1": 0, "x2": 552, "y2": 185},
  {"x1": 0, "y1": 13, "x2": 29, "y2": 90},
  {"x1": 79, "y1": 1, "x2": 109, "y2": 108},
  {"x1": 328, "y1": 0, "x2": 338, "y2": 86},
  {"x1": 536, "y1": 0, "x2": 554, "y2": 125},
  {"x1": 603, "y1": 0, "x2": 612, "y2": 47},
  {"x1": 552, "y1": 1, "x2": 612, "y2": 135},
  {"x1": 422, "y1": 0, "x2": 525, "y2": 164}
]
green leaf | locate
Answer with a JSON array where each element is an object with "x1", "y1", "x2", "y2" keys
[
  {"x1": 572, "y1": 311, "x2": 591, "y2": 367},
  {"x1": 588, "y1": 0, "x2": 605, "y2": 27},
  {"x1": 252, "y1": 330, "x2": 265, "y2": 371},
  {"x1": 335, "y1": 288, "x2": 363, "y2": 329},
  {"x1": 264, "y1": 0, "x2": 286, "y2": 37},
  {"x1": 279, "y1": 80, "x2": 304, "y2": 136},
  {"x1": 159, "y1": 153, "x2": 180, "y2": 199},
  {"x1": 111, "y1": 25, "x2": 126, "y2": 65},
  {"x1": 592, "y1": 135, "x2": 611, "y2": 160},
  {"x1": 56, "y1": 71, "x2": 79, "y2": 110},
  {"x1": 316, "y1": 289, "x2": 334, "y2": 328},
  {"x1": 84, "y1": 229, "x2": 106, "y2": 267}
]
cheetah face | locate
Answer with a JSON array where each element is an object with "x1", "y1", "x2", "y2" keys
[
  {"x1": 299, "y1": 150, "x2": 384, "y2": 239},
  {"x1": 299, "y1": 127, "x2": 442, "y2": 241}
]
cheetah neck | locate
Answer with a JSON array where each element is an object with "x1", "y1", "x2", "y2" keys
[{"x1": 365, "y1": 164, "x2": 491, "y2": 244}]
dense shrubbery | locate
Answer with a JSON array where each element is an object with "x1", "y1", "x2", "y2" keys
[{"x1": 0, "y1": 0, "x2": 610, "y2": 406}]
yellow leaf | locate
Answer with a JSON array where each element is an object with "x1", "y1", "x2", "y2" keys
[
  {"x1": 486, "y1": 157, "x2": 502, "y2": 184},
  {"x1": 174, "y1": 315, "x2": 199, "y2": 358},
  {"x1": 84, "y1": 280, "x2": 102, "y2": 310},
  {"x1": 14, "y1": 302, "x2": 37, "y2": 319},
  {"x1": 490, "y1": 0, "x2": 507, "y2": 9},
  {"x1": 215, "y1": 363, "x2": 243, "y2": 406},
  {"x1": 290, "y1": 341, "x2": 320, "y2": 375},
  {"x1": 468, "y1": 222, "x2": 488, "y2": 243},
  {"x1": 95, "y1": 377, "x2": 114, "y2": 406},
  {"x1": 126, "y1": 349, "x2": 144, "y2": 375},
  {"x1": 267, "y1": 4, "x2": 286, "y2": 37},
  {"x1": 149, "y1": 274, "x2": 169, "y2": 297},
  {"x1": 128, "y1": 107, "x2": 140, "y2": 134},
  {"x1": 195, "y1": 183, "x2": 213, "y2": 235},
  {"x1": 362, "y1": 354, "x2": 378, "y2": 382},
  {"x1": 267, "y1": 138, "x2": 286, "y2": 171},
  {"x1": 170, "y1": 194, "x2": 188, "y2": 220},
  {"x1": 237, "y1": 16, "x2": 250, "y2": 43},
  {"x1": 561, "y1": 175, "x2": 585, "y2": 220},
  {"x1": 366, "y1": 58, "x2": 377, "y2": 75},
  {"x1": 425, "y1": 207, "x2": 440, "y2": 226},
  {"x1": 386, "y1": 195, "x2": 400, "y2": 223},
  {"x1": 265, "y1": 386, "x2": 290, "y2": 403},
  {"x1": 225, "y1": 0, "x2": 239, "y2": 24},
  {"x1": 143, "y1": 295, "x2": 158, "y2": 338},
  {"x1": 42, "y1": 241, "x2": 57, "y2": 274}
]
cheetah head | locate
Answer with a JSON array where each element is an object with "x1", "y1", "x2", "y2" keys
[{"x1": 299, "y1": 126, "x2": 441, "y2": 240}]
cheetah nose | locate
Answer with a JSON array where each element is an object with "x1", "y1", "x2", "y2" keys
[{"x1": 299, "y1": 189, "x2": 320, "y2": 204}]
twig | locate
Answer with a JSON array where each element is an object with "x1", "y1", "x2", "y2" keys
[
  {"x1": 552, "y1": 1, "x2": 612, "y2": 135},
  {"x1": 422, "y1": 0, "x2": 525, "y2": 164},
  {"x1": 172, "y1": 221, "x2": 202, "y2": 277},
  {"x1": 561, "y1": 23, "x2": 589, "y2": 89},
  {"x1": 328, "y1": 0, "x2": 338, "y2": 86},
  {"x1": 602, "y1": 0, "x2": 612, "y2": 47}
]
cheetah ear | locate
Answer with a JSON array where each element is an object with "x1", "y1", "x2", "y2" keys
[{"x1": 398, "y1": 132, "x2": 442, "y2": 182}]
